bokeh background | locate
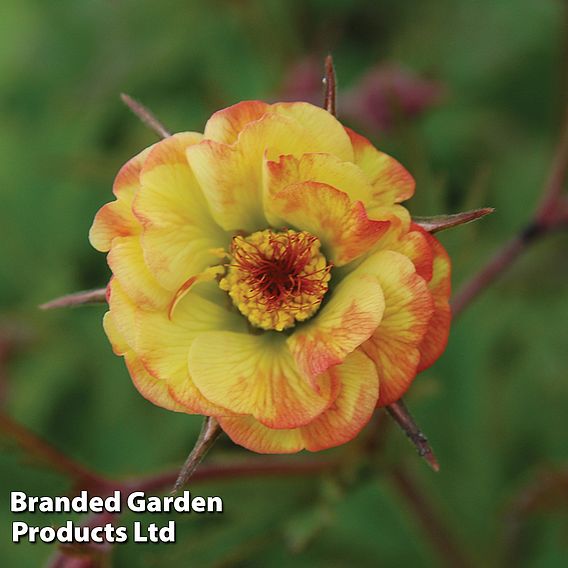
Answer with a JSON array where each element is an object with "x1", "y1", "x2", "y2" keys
[{"x1": 2, "y1": 0, "x2": 568, "y2": 566}]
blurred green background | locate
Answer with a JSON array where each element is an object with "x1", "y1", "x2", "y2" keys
[{"x1": 1, "y1": 0, "x2": 567, "y2": 566}]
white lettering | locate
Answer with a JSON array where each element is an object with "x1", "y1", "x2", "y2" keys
[
  {"x1": 12, "y1": 522, "x2": 28, "y2": 542},
  {"x1": 127, "y1": 492, "x2": 146, "y2": 513},
  {"x1": 10, "y1": 492, "x2": 28, "y2": 513}
]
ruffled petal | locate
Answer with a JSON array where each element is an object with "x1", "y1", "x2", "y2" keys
[
  {"x1": 298, "y1": 349, "x2": 379, "y2": 451},
  {"x1": 107, "y1": 235, "x2": 170, "y2": 311},
  {"x1": 264, "y1": 153, "x2": 375, "y2": 222},
  {"x1": 188, "y1": 332, "x2": 339, "y2": 429},
  {"x1": 103, "y1": 309, "x2": 187, "y2": 412},
  {"x1": 134, "y1": 132, "x2": 228, "y2": 292},
  {"x1": 105, "y1": 278, "x2": 138, "y2": 351},
  {"x1": 217, "y1": 350, "x2": 379, "y2": 453},
  {"x1": 135, "y1": 290, "x2": 245, "y2": 415},
  {"x1": 203, "y1": 100, "x2": 270, "y2": 144},
  {"x1": 358, "y1": 251, "x2": 434, "y2": 406},
  {"x1": 417, "y1": 231, "x2": 451, "y2": 371},
  {"x1": 346, "y1": 127, "x2": 415, "y2": 205},
  {"x1": 187, "y1": 113, "x2": 312, "y2": 232},
  {"x1": 189, "y1": 103, "x2": 355, "y2": 233},
  {"x1": 270, "y1": 102, "x2": 354, "y2": 161},
  {"x1": 124, "y1": 351, "x2": 188, "y2": 413},
  {"x1": 288, "y1": 270, "x2": 385, "y2": 383},
  {"x1": 394, "y1": 228, "x2": 434, "y2": 282},
  {"x1": 269, "y1": 182, "x2": 390, "y2": 266},
  {"x1": 89, "y1": 147, "x2": 151, "y2": 252}
]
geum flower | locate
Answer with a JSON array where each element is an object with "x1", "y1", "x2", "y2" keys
[{"x1": 90, "y1": 101, "x2": 451, "y2": 454}]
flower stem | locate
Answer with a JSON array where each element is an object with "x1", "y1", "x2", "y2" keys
[
  {"x1": 413, "y1": 207, "x2": 494, "y2": 233},
  {"x1": 323, "y1": 55, "x2": 337, "y2": 116},
  {"x1": 120, "y1": 93, "x2": 171, "y2": 139},
  {"x1": 39, "y1": 288, "x2": 107, "y2": 310},
  {"x1": 386, "y1": 399, "x2": 439, "y2": 472},
  {"x1": 172, "y1": 416, "x2": 223, "y2": 493}
]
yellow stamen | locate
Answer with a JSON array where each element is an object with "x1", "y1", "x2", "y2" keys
[{"x1": 220, "y1": 229, "x2": 331, "y2": 331}]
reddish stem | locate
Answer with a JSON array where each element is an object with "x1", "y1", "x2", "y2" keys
[
  {"x1": 120, "y1": 93, "x2": 171, "y2": 139},
  {"x1": 452, "y1": 104, "x2": 568, "y2": 317},
  {"x1": 40, "y1": 289, "x2": 107, "y2": 310},
  {"x1": 386, "y1": 400, "x2": 439, "y2": 472},
  {"x1": 0, "y1": 413, "x2": 110, "y2": 492},
  {"x1": 389, "y1": 465, "x2": 475, "y2": 568},
  {"x1": 323, "y1": 55, "x2": 337, "y2": 116}
]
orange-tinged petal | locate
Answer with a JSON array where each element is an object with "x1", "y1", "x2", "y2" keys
[
  {"x1": 270, "y1": 181, "x2": 390, "y2": 266},
  {"x1": 417, "y1": 230, "x2": 451, "y2": 371},
  {"x1": 344, "y1": 205, "x2": 414, "y2": 273},
  {"x1": 107, "y1": 235, "x2": 170, "y2": 311},
  {"x1": 125, "y1": 352, "x2": 188, "y2": 413},
  {"x1": 389, "y1": 226, "x2": 434, "y2": 282},
  {"x1": 112, "y1": 146, "x2": 153, "y2": 200},
  {"x1": 264, "y1": 153, "x2": 378, "y2": 223},
  {"x1": 167, "y1": 265, "x2": 226, "y2": 320},
  {"x1": 270, "y1": 102, "x2": 354, "y2": 162},
  {"x1": 288, "y1": 270, "x2": 385, "y2": 383},
  {"x1": 189, "y1": 105, "x2": 357, "y2": 233},
  {"x1": 134, "y1": 133, "x2": 228, "y2": 292},
  {"x1": 217, "y1": 350, "x2": 378, "y2": 453},
  {"x1": 188, "y1": 332, "x2": 339, "y2": 429},
  {"x1": 89, "y1": 147, "x2": 151, "y2": 252},
  {"x1": 103, "y1": 309, "x2": 187, "y2": 412},
  {"x1": 105, "y1": 278, "x2": 137, "y2": 352},
  {"x1": 216, "y1": 415, "x2": 305, "y2": 454},
  {"x1": 103, "y1": 309, "x2": 128, "y2": 356},
  {"x1": 135, "y1": 290, "x2": 245, "y2": 415},
  {"x1": 187, "y1": 113, "x2": 312, "y2": 232},
  {"x1": 358, "y1": 251, "x2": 434, "y2": 406},
  {"x1": 346, "y1": 127, "x2": 414, "y2": 205},
  {"x1": 89, "y1": 199, "x2": 140, "y2": 253},
  {"x1": 203, "y1": 100, "x2": 270, "y2": 144},
  {"x1": 299, "y1": 349, "x2": 379, "y2": 451}
]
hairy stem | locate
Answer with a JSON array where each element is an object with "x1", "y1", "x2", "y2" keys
[
  {"x1": 120, "y1": 93, "x2": 171, "y2": 139},
  {"x1": 172, "y1": 417, "x2": 223, "y2": 493}
]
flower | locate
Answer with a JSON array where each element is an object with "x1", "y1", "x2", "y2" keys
[{"x1": 90, "y1": 101, "x2": 451, "y2": 454}]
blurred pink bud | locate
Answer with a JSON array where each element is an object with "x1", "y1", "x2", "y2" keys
[
  {"x1": 343, "y1": 64, "x2": 445, "y2": 132},
  {"x1": 278, "y1": 57, "x2": 323, "y2": 106}
]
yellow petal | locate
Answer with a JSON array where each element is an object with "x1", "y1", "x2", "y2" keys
[
  {"x1": 288, "y1": 269, "x2": 385, "y2": 383},
  {"x1": 299, "y1": 350, "x2": 379, "y2": 451},
  {"x1": 134, "y1": 132, "x2": 228, "y2": 292},
  {"x1": 189, "y1": 105, "x2": 356, "y2": 233},
  {"x1": 217, "y1": 350, "x2": 379, "y2": 453},
  {"x1": 188, "y1": 332, "x2": 339, "y2": 429},
  {"x1": 264, "y1": 153, "x2": 376, "y2": 224},
  {"x1": 105, "y1": 278, "x2": 137, "y2": 351},
  {"x1": 107, "y1": 235, "x2": 170, "y2": 311},
  {"x1": 269, "y1": 181, "x2": 390, "y2": 266},
  {"x1": 346, "y1": 127, "x2": 415, "y2": 205},
  {"x1": 416, "y1": 230, "x2": 452, "y2": 371},
  {"x1": 89, "y1": 147, "x2": 151, "y2": 252},
  {"x1": 358, "y1": 251, "x2": 434, "y2": 406},
  {"x1": 103, "y1": 311, "x2": 188, "y2": 413},
  {"x1": 203, "y1": 100, "x2": 270, "y2": 144},
  {"x1": 270, "y1": 102, "x2": 354, "y2": 162},
  {"x1": 187, "y1": 113, "x2": 309, "y2": 232},
  {"x1": 135, "y1": 290, "x2": 245, "y2": 415},
  {"x1": 103, "y1": 308, "x2": 128, "y2": 356},
  {"x1": 124, "y1": 351, "x2": 188, "y2": 413},
  {"x1": 216, "y1": 415, "x2": 305, "y2": 454}
]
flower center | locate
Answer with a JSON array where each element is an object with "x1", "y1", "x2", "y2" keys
[{"x1": 220, "y1": 229, "x2": 331, "y2": 331}]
